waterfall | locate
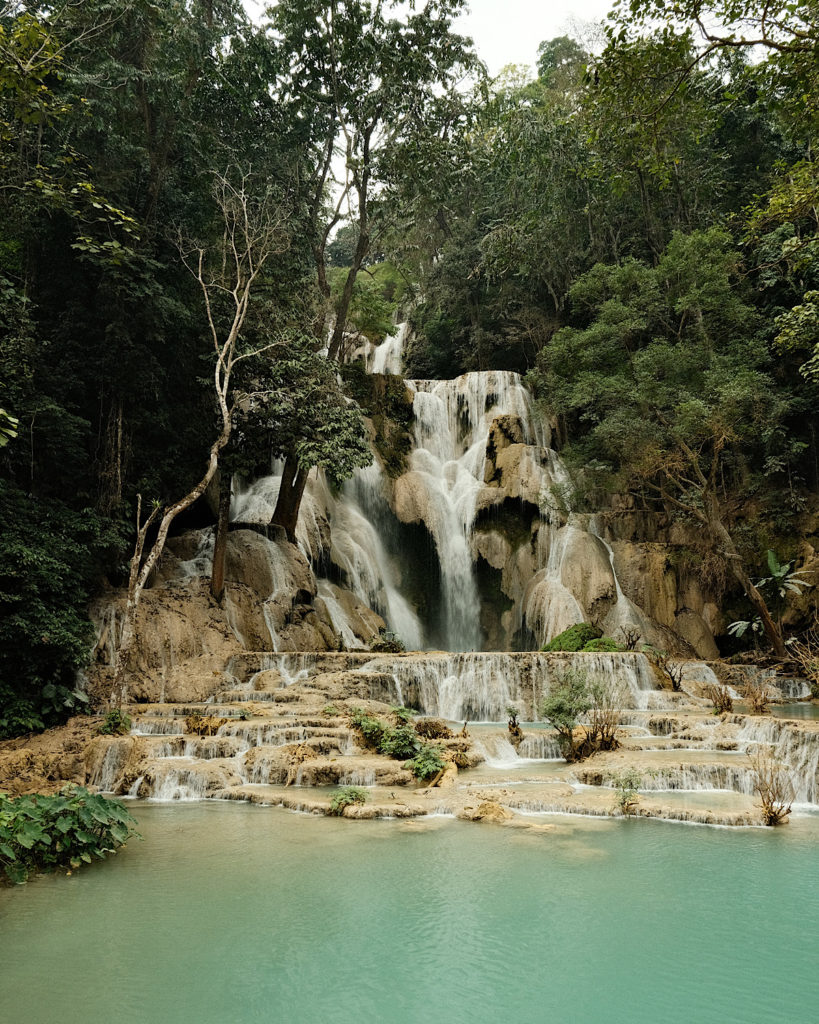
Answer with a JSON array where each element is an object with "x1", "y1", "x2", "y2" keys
[
  {"x1": 737, "y1": 717, "x2": 819, "y2": 804},
  {"x1": 367, "y1": 322, "x2": 408, "y2": 375},
  {"x1": 406, "y1": 371, "x2": 544, "y2": 650},
  {"x1": 327, "y1": 465, "x2": 424, "y2": 650},
  {"x1": 355, "y1": 651, "x2": 668, "y2": 721}
]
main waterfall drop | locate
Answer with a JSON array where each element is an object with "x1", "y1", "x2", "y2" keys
[{"x1": 223, "y1": 320, "x2": 719, "y2": 657}]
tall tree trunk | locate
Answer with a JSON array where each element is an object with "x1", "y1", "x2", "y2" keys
[
  {"x1": 271, "y1": 453, "x2": 308, "y2": 543},
  {"x1": 327, "y1": 229, "x2": 370, "y2": 361},
  {"x1": 708, "y1": 511, "x2": 787, "y2": 659},
  {"x1": 210, "y1": 470, "x2": 232, "y2": 604}
]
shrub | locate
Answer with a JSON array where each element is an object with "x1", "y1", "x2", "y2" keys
[
  {"x1": 409, "y1": 743, "x2": 446, "y2": 781},
  {"x1": 391, "y1": 705, "x2": 416, "y2": 724},
  {"x1": 704, "y1": 684, "x2": 734, "y2": 714},
  {"x1": 541, "y1": 623, "x2": 602, "y2": 652},
  {"x1": 379, "y1": 724, "x2": 419, "y2": 760},
  {"x1": 370, "y1": 628, "x2": 405, "y2": 653},
  {"x1": 415, "y1": 718, "x2": 453, "y2": 740},
  {"x1": 744, "y1": 678, "x2": 771, "y2": 715},
  {"x1": 540, "y1": 668, "x2": 593, "y2": 759},
  {"x1": 582, "y1": 637, "x2": 622, "y2": 652},
  {"x1": 506, "y1": 704, "x2": 523, "y2": 742},
  {"x1": 97, "y1": 709, "x2": 131, "y2": 736},
  {"x1": 0, "y1": 786, "x2": 139, "y2": 884},
  {"x1": 616, "y1": 625, "x2": 642, "y2": 650},
  {"x1": 749, "y1": 746, "x2": 794, "y2": 826},
  {"x1": 349, "y1": 708, "x2": 388, "y2": 748},
  {"x1": 541, "y1": 670, "x2": 621, "y2": 761},
  {"x1": 329, "y1": 786, "x2": 368, "y2": 816},
  {"x1": 323, "y1": 704, "x2": 341, "y2": 717},
  {"x1": 607, "y1": 767, "x2": 644, "y2": 815}
]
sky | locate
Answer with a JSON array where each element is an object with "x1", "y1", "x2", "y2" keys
[
  {"x1": 452, "y1": 0, "x2": 614, "y2": 74},
  {"x1": 244, "y1": 1, "x2": 616, "y2": 75}
]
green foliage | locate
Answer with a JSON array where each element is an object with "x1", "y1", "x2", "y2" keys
[
  {"x1": 323, "y1": 704, "x2": 341, "y2": 718},
  {"x1": 583, "y1": 638, "x2": 623, "y2": 652},
  {"x1": 328, "y1": 786, "x2": 368, "y2": 816},
  {"x1": 391, "y1": 706, "x2": 416, "y2": 724},
  {"x1": 0, "y1": 786, "x2": 139, "y2": 884},
  {"x1": 97, "y1": 709, "x2": 131, "y2": 736},
  {"x1": 379, "y1": 724, "x2": 419, "y2": 761},
  {"x1": 542, "y1": 623, "x2": 602, "y2": 652},
  {"x1": 0, "y1": 483, "x2": 121, "y2": 737},
  {"x1": 540, "y1": 669, "x2": 594, "y2": 759},
  {"x1": 349, "y1": 709, "x2": 388, "y2": 749},
  {"x1": 409, "y1": 743, "x2": 446, "y2": 781},
  {"x1": 607, "y1": 767, "x2": 644, "y2": 816}
]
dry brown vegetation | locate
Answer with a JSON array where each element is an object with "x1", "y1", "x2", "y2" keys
[
  {"x1": 704, "y1": 684, "x2": 734, "y2": 714},
  {"x1": 749, "y1": 746, "x2": 794, "y2": 826},
  {"x1": 744, "y1": 677, "x2": 772, "y2": 715}
]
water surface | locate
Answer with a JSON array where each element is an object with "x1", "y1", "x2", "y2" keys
[{"x1": 2, "y1": 803, "x2": 817, "y2": 1024}]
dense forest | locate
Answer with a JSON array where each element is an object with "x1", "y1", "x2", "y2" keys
[{"x1": 1, "y1": 0, "x2": 817, "y2": 737}]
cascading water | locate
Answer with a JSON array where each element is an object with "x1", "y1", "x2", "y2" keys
[
  {"x1": 367, "y1": 322, "x2": 408, "y2": 375},
  {"x1": 406, "y1": 370, "x2": 545, "y2": 650},
  {"x1": 355, "y1": 651, "x2": 666, "y2": 721}
]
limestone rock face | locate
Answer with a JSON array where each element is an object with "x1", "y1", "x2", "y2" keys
[
  {"x1": 458, "y1": 800, "x2": 514, "y2": 823},
  {"x1": 391, "y1": 469, "x2": 433, "y2": 526}
]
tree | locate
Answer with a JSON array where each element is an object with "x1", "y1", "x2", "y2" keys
[
  {"x1": 540, "y1": 669, "x2": 593, "y2": 761},
  {"x1": 267, "y1": 0, "x2": 476, "y2": 360},
  {"x1": 530, "y1": 228, "x2": 796, "y2": 657},
  {"x1": 111, "y1": 173, "x2": 287, "y2": 700}
]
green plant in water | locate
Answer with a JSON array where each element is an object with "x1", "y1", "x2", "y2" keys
[
  {"x1": 97, "y1": 709, "x2": 131, "y2": 736},
  {"x1": 409, "y1": 743, "x2": 446, "y2": 781},
  {"x1": 607, "y1": 767, "x2": 644, "y2": 816},
  {"x1": 329, "y1": 786, "x2": 368, "y2": 816},
  {"x1": 540, "y1": 668, "x2": 593, "y2": 760},
  {"x1": 0, "y1": 786, "x2": 139, "y2": 884}
]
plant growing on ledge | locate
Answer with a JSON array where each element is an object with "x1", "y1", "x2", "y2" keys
[
  {"x1": 749, "y1": 746, "x2": 794, "y2": 826},
  {"x1": 409, "y1": 743, "x2": 446, "y2": 781},
  {"x1": 788, "y1": 619, "x2": 819, "y2": 699},
  {"x1": 704, "y1": 684, "x2": 734, "y2": 714},
  {"x1": 379, "y1": 724, "x2": 419, "y2": 760},
  {"x1": 541, "y1": 671, "x2": 621, "y2": 761},
  {"x1": 541, "y1": 623, "x2": 601, "y2": 652},
  {"x1": 744, "y1": 677, "x2": 772, "y2": 715},
  {"x1": 506, "y1": 705, "x2": 523, "y2": 743},
  {"x1": 540, "y1": 669, "x2": 593, "y2": 761},
  {"x1": 329, "y1": 786, "x2": 368, "y2": 816},
  {"x1": 607, "y1": 767, "x2": 644, "y2": 816},
  {"x1": 617, "y1": 626, "x2": 642, "y2": 651},
  {"x1": 349, "y1": 708, "x2": 387, "y2": 749},
  {"x1": 370, "y1": 629, "x2": 405, "y2": 654},
  {"x1": 97, "y1": 709, "x2": 131, "y2": 736}
]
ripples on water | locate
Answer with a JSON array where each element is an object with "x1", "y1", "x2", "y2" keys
[{"x1": 1, "y1": 804, "x2": 818, "y2": 1024}]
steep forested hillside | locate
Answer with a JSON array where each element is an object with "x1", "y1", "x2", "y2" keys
[{"x1": 1, "y1": 0, "x2": 817, "y2": 736}]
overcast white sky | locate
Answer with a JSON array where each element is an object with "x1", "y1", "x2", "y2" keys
[{"x1": 245, "y1": 1, "x2": 616, "y2": 75}]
